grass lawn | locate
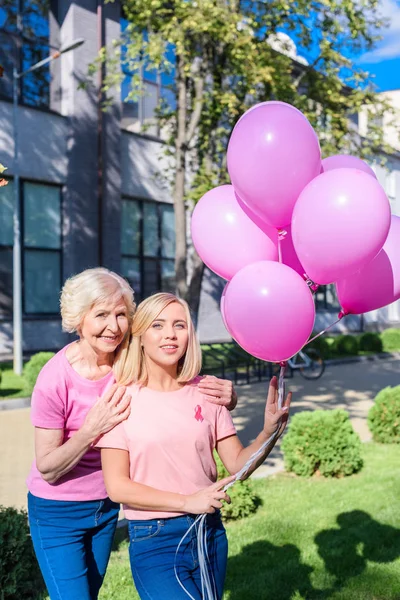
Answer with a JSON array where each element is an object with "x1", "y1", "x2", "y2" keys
[
  {"x1": 0, "y1": 361, "x2": 30, "y2": 399},
  {"x1": 99, "y1": 442, "x2": 400, "y2": 600}
]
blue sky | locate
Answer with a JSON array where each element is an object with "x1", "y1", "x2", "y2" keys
[{"x1": 357, "y1": 0, "x2": 400, "y2": 91}]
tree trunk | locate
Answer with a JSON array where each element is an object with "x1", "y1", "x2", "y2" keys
[
  {"x1": 187, "y1": 251, "x2": 205, "y2": 327},
  {"x1": 174, "y1": 53, "x2": 188, "y2": 300}
]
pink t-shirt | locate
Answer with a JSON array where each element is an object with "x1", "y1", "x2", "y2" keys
[
  {"x1": 96, "y1": 377, "x2": 237, "y2": 520},
  {"x1": 26, "y1": 346, "x2": 114, "y2": 501}
]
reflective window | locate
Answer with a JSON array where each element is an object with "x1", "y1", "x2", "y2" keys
[{"x1": 121, "y1": 199, "x2": 175, "y2": 300}]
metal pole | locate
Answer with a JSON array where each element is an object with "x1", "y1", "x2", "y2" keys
[{"x1": 12, "y1": 68, "x2": 23, "y2": 375}]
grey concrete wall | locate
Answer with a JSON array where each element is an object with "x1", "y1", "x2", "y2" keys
[
  {"x1": 59, "y1": 0, "x2": 101, "y2": 278},
  {"x1": 121, "y1": 132, "x2": 172, "y2": 202},
  {"x1": 0, "y1": 101, "x2": 68, "y2": 183},
  {"x1": 101, "y1": 0, "x2": 123, "y2": 272}
]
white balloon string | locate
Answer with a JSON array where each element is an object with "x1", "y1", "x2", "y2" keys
[
  {"x1": 277, "y1": 229, "x2": 287, "y2": 264},
  {"x1": 304, "y1": 310, "x2": 347, "y2": 347}
]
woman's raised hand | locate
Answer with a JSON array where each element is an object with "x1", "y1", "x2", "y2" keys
[
  {"x1": 263, "y1": 376, "x2": 292, "y2": 439},
  {"x1": 82, "y1": 384, "x2": 131, "y2": 440},
  {"x1": 198, "y1": 376, "x2": 238, "y2": 411},
  {"x1": 183, "y1": 476, "x2": 234, "y2": 514}
]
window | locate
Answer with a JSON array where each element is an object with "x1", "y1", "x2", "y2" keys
[
  {"x1": 0, "y1": 180, "x2": 14, "y2": 317},
  {"x1": 0, "y1": 0, "x2": 55, "y2": 108},
  {"x1": 315, "y1": 284, "x2": 340, "y2": 312},
  {"x1": 0, "y1": 179, "x2": 62, "y2": 317},
  {"x1": 23, "y1": 182, "x2": 62, "y2": 313},
  {"x1": 120, "y1": 19, "x2": 176, "y2": 135},
  {"x1": 121, "y1": 198, "x2": 175, "y2": 300}
]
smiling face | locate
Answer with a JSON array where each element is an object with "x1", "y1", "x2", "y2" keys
[
  {"x1": 140, "y1": 301, "x2": 189, "y2": 372},
  {"x1": 79, "y1": 293, "x2": 129, "y2": 356}
]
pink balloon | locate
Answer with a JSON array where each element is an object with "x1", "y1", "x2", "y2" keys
[
  {"x1": 322, "y1": 155, "x2": 376, "y2": 179},
  {"x1": 292, "y1": 169, "x2": 391, "y2": 285},
  {"x1": 191, "y1": 185, "x2": 278, "y2": 281},
  {"x1": 236, "y1": 196, "x2": 307, "y2": 278},
  {"x1": 227, "y1": 102, "x2": 321, "y2": 228},
  {"x1": 224, "y1": 261, "x2": 315, "y2": 362},
  {"x1": 220, "y1": 283, "x2": 229, "y2": 331},
  {"x1": 235, "y1": 192, "x2": 280, "y2": 240},
  {"x1": 280, "y1": 225, "x2": 306, "y2": 278},
  {"x1": 336, "y1": 215, "x2": 400, "y2": 314}
]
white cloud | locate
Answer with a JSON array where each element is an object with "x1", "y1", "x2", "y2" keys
[{"x1": 359, "y1": 0, "x2": 400, "y2": 63}]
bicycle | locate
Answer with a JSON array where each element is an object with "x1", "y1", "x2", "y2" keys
[{"x1": 287, "y1": 347, "x2": 325, "y2": 380}]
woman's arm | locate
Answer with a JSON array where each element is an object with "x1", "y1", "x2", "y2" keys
[
  {"x1": 101, "y1": 448, "x2": 234, "y2": 514},
  {"x1": 216, "y1": 377, "x2": 291, "y2": 479},
  {"x1": 35, "y1": 385, "x2": 131, "y2": 483}
]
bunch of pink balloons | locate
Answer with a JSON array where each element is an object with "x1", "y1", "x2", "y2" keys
[{"x1": 191, "y1": 101, "x2": 395, "y2": 363}]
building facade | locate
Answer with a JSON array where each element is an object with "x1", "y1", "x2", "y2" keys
[{"x1": 0, "y1": 0, "x2": 399, "y2": 355}]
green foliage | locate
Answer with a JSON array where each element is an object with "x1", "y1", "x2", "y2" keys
[
  {"x1": 0, "y1": 505, "x2": 46, "y2": 599},
  {"x1": 86, "y1": 0, "x2": 396, "y2": 309},
  {"x1": 368, "y1": 386, "x2": 400, "y2": 444},
  {"x1": 333, "y1": 334, "x2": 359, "y2": 356},
  {"x1": 307, "y1": 336, "x2": 333, "y2": 359},
  {"x1": 381, "y1": 328, "x2": 400, "y2": 352},
  {"x1": 281, "y1": 409, "x2": 363, "y2": 478},
  {"x1": 214, "y1": 453, "x2": 259, "y2": 520},
  {"x1": 358, "y1": 332, "x2": 383, "y2": 353},
  {"x1": 24, "y1": 352, "x2": 55, "y2": 392}
]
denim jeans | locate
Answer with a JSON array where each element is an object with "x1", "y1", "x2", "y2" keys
[
  {"x1": 28, "y1": 492, "x2": 119, "y2": 600},
  {"x1": 128, "y1": 512, "x2": 228, "y2": 600}
]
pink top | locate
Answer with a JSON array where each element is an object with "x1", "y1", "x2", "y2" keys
[
  {"x1": 26, "y1": 346, "x2": 114, "y2": 501},
  {"x1": 96, "y1": 377, "x2": 237, "y2": 520}
]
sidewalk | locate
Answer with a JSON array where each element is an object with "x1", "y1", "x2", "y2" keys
[{"x1": 1, "y1": 356, "x2": 399, "y2": 509}]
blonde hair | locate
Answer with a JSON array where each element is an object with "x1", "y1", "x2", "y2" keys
[
  {"x1": 60, "y1": 267, "x2": 136, "y2": 333},
  {"x1": 114, "y1": 293, "x2": 202, "y2": 386}
]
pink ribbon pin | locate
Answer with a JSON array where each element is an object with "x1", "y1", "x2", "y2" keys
[{"x1": 194, "y1": 405, "x2": 204, "y2": 422}]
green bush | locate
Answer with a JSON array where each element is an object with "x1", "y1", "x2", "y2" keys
[
  {"x1": 215, "y1": 454, "x2": 260, "y2": 520},
  {"x1": 307, "y1": 336, "x2": 332, "y2": 358},
  {"x1": 0, "y1": 505, "x2": 46, "y2": 599},
  {"x1": 333, "y1": 334, "x2": 359, "y2": 356},
  {"x1": 281, "y1": 409, "x2": 363, "y2": 478},
  {"x1": 358, "y1": 332, "x2": 383, "y2": 353},
  {"x1": 368, "y1": 386, "x2": 400, "y2": 444},
  {"x1": 24, "y1": 352, "x2": 55, "y2": 392},
  {"x1": 381, "y1": 328, "x2": 400, "y2": 352}
]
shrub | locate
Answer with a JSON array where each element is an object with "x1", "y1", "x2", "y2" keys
[
  {"x1": 0, "y1": 505, "x2": 46, "y2": 599},
  {"x1": 24, "y1": 352, "x2": 55, "y2": 392},
  {"x1": 381, "y1": 328, "x2": 400, "y2": 352},
  {"x1": 215, "y1": 453, "x2": 260, "y2": 520},
  {"x1": 281, "y1": 409, "x2": 363, "y2": 478},
  {"x1": 358, "y1": 332, "x2": 383, "y2": 353},
  {"x1": 368, "y1": 386, "x2": 400, "y2": 444},
  {"x1": 333, "y1": 334, "x2": 359, "y2": 356},
  {"x1": 307, "y1": 336, "x2": 331, "y2": 358}
]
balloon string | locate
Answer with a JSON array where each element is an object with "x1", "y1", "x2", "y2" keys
[
  {"x1": 277, "y1": 229, "x2": 286, "y2": 264},
  {"x1": 304, "y1": 311, "x2": 347, "y2": 347}
]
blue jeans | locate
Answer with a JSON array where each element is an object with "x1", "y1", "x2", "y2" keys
[
  {"x1": 128, "y1": 512, "x2": 228, "y2": 600},
  {"x1": 28, "y1": 492, "x2": 119, "y2": 600}
]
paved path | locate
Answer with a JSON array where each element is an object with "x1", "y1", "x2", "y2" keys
[{"x1": 1, "y1": 357, "x2": 399, "y2": 509}]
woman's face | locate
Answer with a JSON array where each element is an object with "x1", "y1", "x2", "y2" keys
[
  {"x1": 141, "y1": 302, "x2": 189, "y2": 369},
  {"x1": 80, "y1": 293, "x2": 129, "y2": 355}
]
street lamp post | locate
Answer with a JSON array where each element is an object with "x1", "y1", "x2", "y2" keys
[{"x1": 12, "y1": 38, "x2": 84, "y2": 374}]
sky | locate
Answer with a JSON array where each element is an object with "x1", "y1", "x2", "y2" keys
[{"x1": 357, "y1": 0, "x2": 400, "y2": 92}]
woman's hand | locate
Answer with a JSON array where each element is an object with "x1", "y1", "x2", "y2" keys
[
  {"x1": 82, "y1": 384, "x2": 131, "y2": 441},
  {"x1": 198, "y1": 376, "x2": 238, "y2": 411},
  {"x1": 263, "y1": 376, "x2": 292, "y2": 439},
  {"x1": 183, "y1": 476, "x2": 234, "y2": 514}
]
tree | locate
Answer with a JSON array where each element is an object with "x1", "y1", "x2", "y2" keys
[{"x1": 100, "y1": 0, "x2": 394, "y2": 319}]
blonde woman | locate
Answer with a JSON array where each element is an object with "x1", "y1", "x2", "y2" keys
[
  {"x1": 26, "y1": 269, "x2": 237, "y2": 600},
  {"x1": 97, "y1": 293, "x2": 291, "y2": 600}
]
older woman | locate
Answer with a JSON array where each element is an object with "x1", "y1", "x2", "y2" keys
[{"x1": 27, "y1": 267, "x2": 237, "y2": 600}]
